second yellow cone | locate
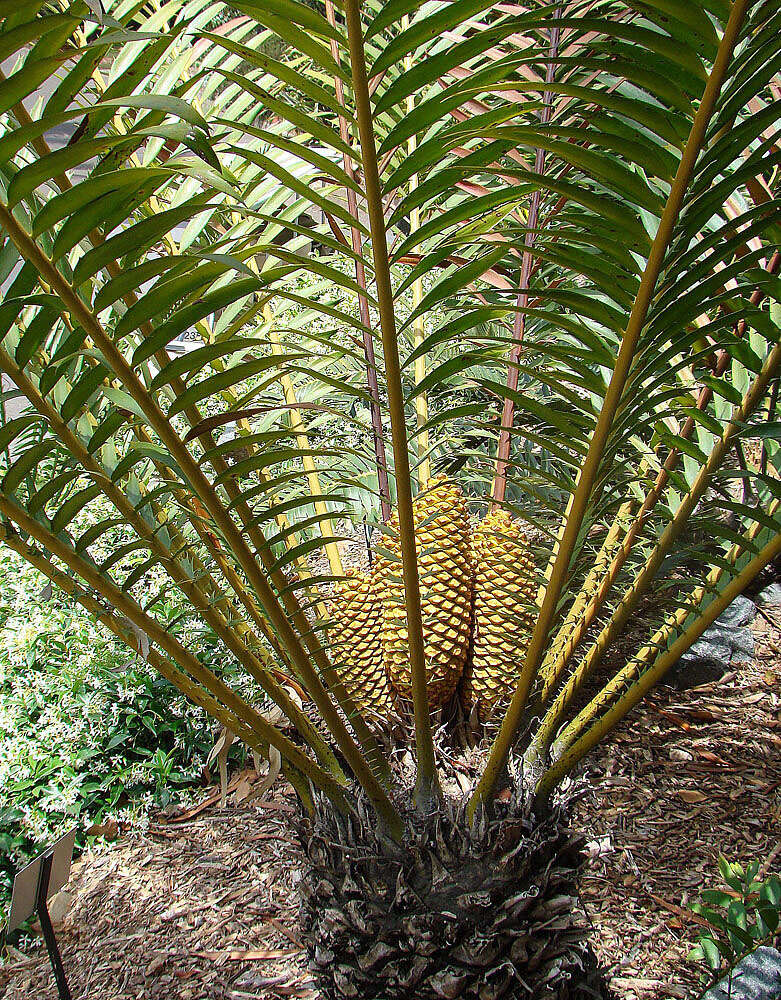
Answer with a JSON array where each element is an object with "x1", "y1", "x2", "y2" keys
[{"x1": 463, "y1": 509, "x2": 537, "y2": 722}]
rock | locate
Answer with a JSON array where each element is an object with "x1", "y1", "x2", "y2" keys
[
  {"x1": 703, "y1": 946, "x2": 781, "y2": 1000},
  {"x1": 719, "y1": 624, "x2": 754, "y2": 661},
  {"x1": 757, "y1": 582, "x2": 781, "y2": 607},
  {"x1": 667, "y1": 595, "x2": 755, "y2": 689},
  {"x1": 715, "y1": 594, "x2": 756, "y2": 628}
]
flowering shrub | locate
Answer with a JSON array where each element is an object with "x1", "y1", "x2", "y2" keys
[{"x1": 0, "y1": 550, "x2": 220, "y2": 918}]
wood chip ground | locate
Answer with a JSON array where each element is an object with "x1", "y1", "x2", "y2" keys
[{"x1": 2, "y1": 609, "x2": 779, "y2": 1000}]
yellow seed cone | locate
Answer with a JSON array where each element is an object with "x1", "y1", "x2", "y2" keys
[
  {"x1": 464, "y1": 510, "x2": 537, "y2": 722},
  {"x1": 377, "y1": 477, "x2": 473, "y2": 711},
  {"x1": 328, "y1": 570, "x2": 393, "y2": 716}
]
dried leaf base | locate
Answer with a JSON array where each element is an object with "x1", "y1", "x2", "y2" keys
[{"x1": 299, "y1": 793, "x2": 610, "y2": 999}]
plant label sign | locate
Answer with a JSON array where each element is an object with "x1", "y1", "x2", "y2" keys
[{"x1": 7, "y1": 827, "x2": 76, "y2": 932}]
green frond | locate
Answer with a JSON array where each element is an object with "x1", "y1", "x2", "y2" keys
[{"x1": 0, "y1": 0, "x2": 777, "y2": 838}]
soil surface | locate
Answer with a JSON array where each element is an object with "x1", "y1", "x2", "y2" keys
[{"x1": 1, "y1": 608, "x2": 779, "y2": 1000}]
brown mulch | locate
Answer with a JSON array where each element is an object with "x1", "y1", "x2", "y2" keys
[
  {"x1": 1, "y1": 611, "x2": 779, "y2": 1000},
  {"x1": 573, "y1": 603, "x2": 781, "y2": 1000},
  {"x1": 0, "y1": 792, "x2": 315, "y2": 1000}
]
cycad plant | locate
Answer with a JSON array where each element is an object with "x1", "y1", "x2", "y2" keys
[{"x1": 1, "y1": 0, "x2": 779, "y2": 995}]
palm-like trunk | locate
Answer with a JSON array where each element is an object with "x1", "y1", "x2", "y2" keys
[{"x1": 300, "y1": 789, "x2": 607, "y2": 1000}]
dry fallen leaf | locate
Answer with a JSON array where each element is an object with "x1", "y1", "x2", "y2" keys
[
  {"x1": 686, "y1": 708, "x2": 719, "y2": 722},
  {"x1": 47, "y1": 890, "x2": 73, "y2": 924},
  {"x1": 695, "y1": 750, "x2": 736, "y2": 769},
  {"x1": 86, "y1": 817, "x2": 119, "y2": 840},
  {"x1": 146, "y1": 954, "x2": 168, "y2": 976},
  {"x1": 233, "y1": 776, "x2": 253, "y2": 804},
  {"x1": 677, "y1": 789, "x2": 708, "y2": 804},
  {"x1": 195, "y1": 949, "x2": 299, "y2": 962}
]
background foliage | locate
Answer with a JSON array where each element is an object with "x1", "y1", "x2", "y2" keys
[
  {"x1": 0, "y1": 546, "x2": 220, "y2": 912},
  {"x1": 689, "y1": 857, "x2": 781, "y2": 990}
]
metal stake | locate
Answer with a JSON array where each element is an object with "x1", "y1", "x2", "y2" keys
[{"x1": 35, "y1": 852, "x2": 72, "y2": 1000}]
